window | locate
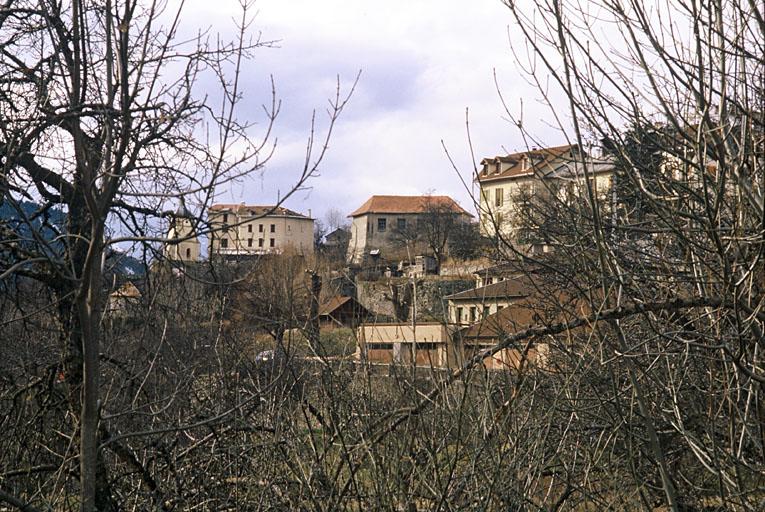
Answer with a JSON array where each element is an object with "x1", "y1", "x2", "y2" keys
[
  {"x1": 377, "y1": 217, "x2": 387, "y2": 232},
  {"x1": 258, "y1": 239, "x2": 264, "y2": 247},
  {"x1": 494, "y1": 161, "x2": 501, "y2": 174},
  {"x1": 397, "y1": 218, "x2": 407, "y2": 230},
  {"x1": 469, "y1": 306, "x2": 476, "y2": 323},
  {"x1": 287, "y1": 224, "x2": 291, "y2": 231},
  {"x1": 270, "y1": 224, "x2": 276, "y2": 233},
  {"x1": 269, "y1": 238, "x2": 275, "y2": 247},
  {"x1": 368, "y1": 343, "x2": 394, "y2": 350},
  {"x1": 482, "y1": 307, "x2": 490, "y2": 319},
  {"x1": 220, "y1": 238, "x2": 228, "y2": 248},
  {"x1": 259, "y1": 224, "x2": 264, "y2": 232},
  {"x1": 456, "y1": 307, "x2": 463, "y2": 323},
  {"x1": 222, "y1": 213, "x2": 228, "y2": 223},
  {"x1": 248, "y1": 224, "x2": 252, "y2": 233},
  {"x1": 494, "y1": 188, "x2": 504, "y2": 207},
  {"x1": 185, "y1": 248, "x2": 191, "y2": 258},
  {"x1": 247, "y1": 238, "x2": 253, "y2": 247}
]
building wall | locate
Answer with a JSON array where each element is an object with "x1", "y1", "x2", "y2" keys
[
  {"x1": 357, "y1": 322, "x2": 459, "y2": 367},
  {"x1": 347, "y1": 215, "x2": 369, "y2": 264},
  {"x1": 462, "y1": 343, "x2": 547, "y2": 370},
  {"x1": 448, "y1": 298, "x2": 518, "y2": 326},
  {"x1": 347, "y1": 213, "x2": 424, "y2": 264},
  {"x1": 164, "y1": 218, "x2": 201, "y2": 262},
  {"x1": 209, "y1": 210, "x2": 314, "y2": 257},
  {"x1": 478, "y1": 173, "x2": 613, "y2": 238}
]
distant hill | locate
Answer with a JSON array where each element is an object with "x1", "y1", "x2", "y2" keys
[{"x1": 0, "y1": 200, "x2": 145, "y2": 277}]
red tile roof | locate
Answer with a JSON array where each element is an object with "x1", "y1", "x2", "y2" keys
[
  {"x1": 349, "y1": 195, "x2": 470, "y2": 217},
  {"x1": 209, "y1": 204, "x2": 311, "y2": 218},
  {"x1": 478, "y1": 144, "x2": 581, "y2": 182},
  {"x1": 444, "y1": 278, "x2": 532, "y2": 301}
]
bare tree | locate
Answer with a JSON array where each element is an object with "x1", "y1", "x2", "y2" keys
[
  {"x1": 480, "y1": 1, "x2": 765, "y2": 509},
  {"x1": 0, "y1": 0, "x2": 352, "y2": 509}
]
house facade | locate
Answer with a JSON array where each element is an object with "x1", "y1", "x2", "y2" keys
[
  {"x1": 208, "y1": 204, "x2": 314, "y2": 257},
  {"x1": 444, "y1": 278, "x2": 530, "y2": 326},
  {"x1": 477, "y1": 144, "x2": 614, "y2": 251},
  {"x1": 346, "y1": 195, "x2": 472, "y2": 265},
  {"x1": 357, "y1": 322, "x2": 459, "y2": 367}
]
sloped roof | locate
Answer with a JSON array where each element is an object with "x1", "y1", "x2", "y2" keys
[
  {"x1": 461, "y1": 300, "x2": 538, "y2": 338},
  {"x1": 349, "y1": 195, "x2": 470, "y2": 217},
  {"x1": 319, "y1": 295, "x2": 353, "y2": 316},
  {"x1": 110, "y1": 281, "x2": 142, "y2": 299},
  {"x1": 461, "y1": 293, "x2": 588, "y2": 339},
  {"x1": 478, "y1": 144, "x2": 581, "y2": 182},
  {"x1": 319, "y1": 295, "x2": 369, "y2": 317},
  {"x1": 209, "y1": 204, "x2": 312, "y2": 219},
  {"x1": 444, "y1": 277, "x2": 532, "y2": 301}
]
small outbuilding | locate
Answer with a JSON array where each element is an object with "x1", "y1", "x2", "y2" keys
[{"x1": 318, "y1": 295, "x2": 371, "y2": 330}]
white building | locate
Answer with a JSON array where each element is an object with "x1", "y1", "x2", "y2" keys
[{"x1": 208, "y1": 204, "x2": 314, "y2": 257}]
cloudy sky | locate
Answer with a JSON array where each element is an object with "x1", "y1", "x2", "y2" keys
[{"x1": 188, "y1": 0, "x2": 570, "y2": 222}]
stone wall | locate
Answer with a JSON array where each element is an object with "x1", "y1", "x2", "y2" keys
[{"x1": 356, "y1": 276, "x2": 474, "y2": 323}]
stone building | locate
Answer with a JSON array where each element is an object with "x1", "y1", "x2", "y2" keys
[{"x1": 346, "y1": 195, "x2": 471, "y2": 265}]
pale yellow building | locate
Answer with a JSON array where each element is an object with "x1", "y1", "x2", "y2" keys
[
  {"x1": 208, "y1": 204, "x2": 314, "y2": 257},
  {"x1": 164, "y1": 204, "x2": 201, "y2": 262},
  {"x1": 477, "y1": 145, "x2": 614, "y2": 251}
]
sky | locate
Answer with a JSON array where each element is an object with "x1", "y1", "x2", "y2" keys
[{"x1": 184, "y1": 0, "x2": 571, "y2": 223}]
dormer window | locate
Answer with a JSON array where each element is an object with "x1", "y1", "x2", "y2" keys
[{"x1": 494, "y1": 161, "x2": 501, "y2": 174}]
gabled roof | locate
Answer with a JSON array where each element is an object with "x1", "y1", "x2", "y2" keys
[
  {"x1": 319, "y1": 295, "x2": 369, "y2": 317},
  {"x1": 460, "y1": 293, "x2": 588, "y2": 339},
  {"x1": 444, "y1": 278, "x2": 532, "y2": 301},
  {"x1": 349, "y1": 195, "x2": 471, "y2": 218},
  {"x1": 478, "y1": 144, "x2": 586, "y2": 182},
  {"x1": 209, "y1": 204, "x2": 312, "y2": 219}
]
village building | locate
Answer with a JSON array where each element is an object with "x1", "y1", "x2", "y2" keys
[
  {"x1": 456, "y1": 299, "x2": 549, "y2": 370},
  {"x1": 322, "y1": 227, "x2": 351, "y2": 261},
  {"x1": 208, "y1": 204, "x2": 314, "y2": 258},
  {"x1": 163, "y1": 203, "x2": 201, "y2": 262},
  {"x1": 357, "y1": 322, "x2": 459, "y2": 367},
  {"x1": 318, "y1": 295, "x2": 371, "y2": 330},
  {"x1": 477, "y1": 144, "x2": 614, "y2": 252},
  {"x1": 444, "y1": 277, "x2": 530, "y2": 326},
  {"x1": 107, "y1": 281, "x2": 142, "y2": 318},
  {"x1": 346, "y1": 195, "x2": 472, "y2": 265}
]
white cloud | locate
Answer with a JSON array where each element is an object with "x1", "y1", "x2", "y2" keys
[{"x1": 181, "y1": 0, "x2": 569, "y2": 220}]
